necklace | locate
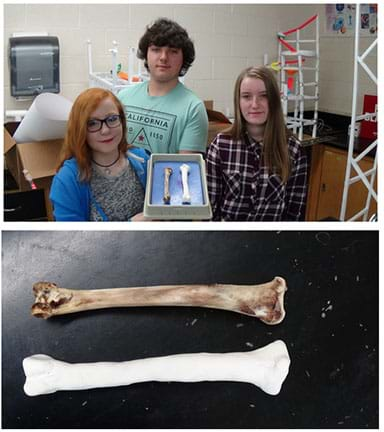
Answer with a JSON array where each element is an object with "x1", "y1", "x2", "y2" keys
[{"x1": 92, "y1": 154, "x2": 120, "y2": 175}]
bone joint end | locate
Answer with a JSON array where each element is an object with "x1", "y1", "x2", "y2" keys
[
  {"x1": 255, "y1": 276, "x2": 287, "y2": 325},
  {"x1": 31, "y1": 282, "x2": 72, "y2": 319}
]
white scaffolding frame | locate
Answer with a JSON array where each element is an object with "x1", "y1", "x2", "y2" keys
[
  {"x1": 87, "y1": 40, "x2": 144, "y2": 94},
  {"x1": 340, "y1": 4, "x2": 378, "y2": 221},
  {"x1": 278, "y1": 15, "x2": 320, "y2": 141}
]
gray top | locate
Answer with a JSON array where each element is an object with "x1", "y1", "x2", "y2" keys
[{"x1": 90, "y1": 161, "x2": 145, "y2": 221}]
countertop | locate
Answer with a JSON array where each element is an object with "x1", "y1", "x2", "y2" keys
[
  {"x1": 2, "y1": 231, "x2": 378, "y2": 428},
  {"x1": 299, "y1": 111, "x2": 377, "y2": 158},
  {"x1": 323, "y1": 133, "x2": 377, "y2": 158}
]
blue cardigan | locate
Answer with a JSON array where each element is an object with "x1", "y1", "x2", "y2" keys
[{"x1": 50, "y1": 148, "x2": 149, "y2": 221}]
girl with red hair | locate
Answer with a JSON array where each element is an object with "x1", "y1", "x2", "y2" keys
[{"x1": 50, "y1": 88, "x2": 149, "y2": 221}]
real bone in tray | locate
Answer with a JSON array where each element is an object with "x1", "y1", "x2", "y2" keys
[{"x1": 163, "y1": 167, "x2": 173, "y2": 204}]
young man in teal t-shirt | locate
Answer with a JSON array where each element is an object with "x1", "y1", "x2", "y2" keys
[{"x1": 119, "y1": 18, "x2": 208, "y2": 154}]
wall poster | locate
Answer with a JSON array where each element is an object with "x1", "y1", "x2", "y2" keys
[{"x1": 325, "y1": 4, "x2": 378, "y2": 35}]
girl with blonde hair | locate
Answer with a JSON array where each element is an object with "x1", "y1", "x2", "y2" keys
[{"x1": 206, "y1": 66, "x2": 308, "y2": 221}]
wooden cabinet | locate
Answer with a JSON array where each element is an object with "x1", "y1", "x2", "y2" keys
[{"x1": 306, "y1": 144, "x2": 377, "y2": 221}]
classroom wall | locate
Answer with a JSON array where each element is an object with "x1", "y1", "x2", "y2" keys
[{"x1": 3, "y1": 3, "x2": 377, "y2": 118}]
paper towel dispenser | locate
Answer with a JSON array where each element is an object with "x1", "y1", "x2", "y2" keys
[{"x1": 9, "y1": 36, "x2": 60, "y2": 97}]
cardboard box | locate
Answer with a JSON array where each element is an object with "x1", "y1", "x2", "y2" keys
[
  {"x1": 204, "y1": 100, "x2": 214, "y2": 111},
  {"x1": 206, "y1": 108, "x2": 232, "y2": 147},
  {"x1": 4, "y1": 122, "x2": 63, "y2": 221}
]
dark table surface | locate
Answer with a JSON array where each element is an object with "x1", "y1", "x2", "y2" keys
[
  {"x1": 326, "y1": 133, "x2": 377, "y2": 158},
  {"x1": 301, "y1": 132, "x2": 376, "y2": 158},
  {"x1": 2, "y1": 230, "x2": 378, "y2": 428}
]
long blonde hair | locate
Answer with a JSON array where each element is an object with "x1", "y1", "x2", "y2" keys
[{"x1": 227, "y1": 66, "x2": 291, "y2": 182}]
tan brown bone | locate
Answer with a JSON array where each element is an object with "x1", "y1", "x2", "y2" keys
[
  {"x1": 31, "y1": 276, "x2": 287, "y2": 324},
  {"x1": 163, "y1": 167, "x2": 173, "y2": 204}
]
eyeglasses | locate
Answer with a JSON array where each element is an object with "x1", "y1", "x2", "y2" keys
[{"x1": 87, "y1": 114, "x2": 122, "y2": 132}]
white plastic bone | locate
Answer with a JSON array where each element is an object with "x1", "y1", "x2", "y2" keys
[
  {"x1": 23, "y1": 340, "x2": 290, "y2": 397},
  {"x1": 180, "y1": 163, "x2": 191, "y2": 204}
]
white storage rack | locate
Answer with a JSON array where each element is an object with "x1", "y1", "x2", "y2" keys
[
  {"x1": 278, "y1": 15, "x2": 320, "y2": 141},
  {"x1": 87, "y1": 40, "x2": 144, "y2": 95},
  {"x1": 340, "y1": 4, "x2": 378, "y2": 221}
]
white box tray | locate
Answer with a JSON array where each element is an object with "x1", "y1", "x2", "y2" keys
[{"x1": 144, "y1": 153, "x2": 212, "y2": 220}]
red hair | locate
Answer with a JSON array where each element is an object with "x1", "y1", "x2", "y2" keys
[{"x1": 58, "y1": 88, "x2": 129, "y2": 181}]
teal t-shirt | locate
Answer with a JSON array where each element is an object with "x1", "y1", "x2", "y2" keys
[{"x1": 118, "y1": 82, "x2": 208, "y2": 154}]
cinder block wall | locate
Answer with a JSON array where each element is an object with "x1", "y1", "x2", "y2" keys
[{"x1": 3, "y1": 4, "x2": 377, "y2": 117}]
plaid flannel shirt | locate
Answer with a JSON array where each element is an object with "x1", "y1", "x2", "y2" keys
[{"x1": 206, "y1": 132, "x2": 308, "y2": 221}]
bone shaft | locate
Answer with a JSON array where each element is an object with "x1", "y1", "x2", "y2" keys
[
  {"x1": 58, "y1": 354, "x2": 250, "y2": 389},
  {"x1": 163, "y1": 169, "x2": 171, "y2": 202},
  {"x1": 181, "y1": 170, "x2": 190, "y2": 198},
  {"x1": 67, "y1": 353, "x2": 259, "y2": 388},
  {"x1": 164, "y1": 175, "x2": 169, "y2": 194},
  {"x1": 181, "y1": 171, "x2": 189, "y2": 190},
  {"x1": 53, "y1": 284, "x2": 256, "y2": 315}
]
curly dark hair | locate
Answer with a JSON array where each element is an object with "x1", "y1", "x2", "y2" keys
[{"x1": 137, "y1": 18, "x2": 195, "y2": 77}]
